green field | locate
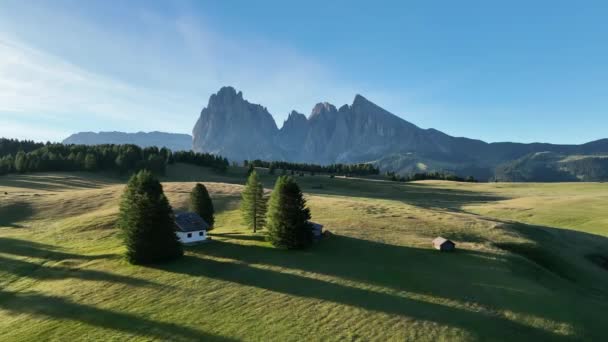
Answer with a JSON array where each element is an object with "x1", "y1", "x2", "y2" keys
[{"x1": 1, "y1": 164, "x2": 608, "y2": 341}]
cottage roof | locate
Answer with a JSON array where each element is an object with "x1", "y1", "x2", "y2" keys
[
  {"x1": 433, "y1": 237, "x2": 453, "y2": 245},
  {"x1": 175, "y1": 212, "x2": 209, "y2": 232}
]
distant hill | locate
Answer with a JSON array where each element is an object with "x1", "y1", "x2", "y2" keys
[
  {"x1": 495, "y1": 152, "x2": 608, "y2": 182},
  {"x1": 192, "y1": 86, "x2": 608, "y2": 181},
  {"x1": 63, "y1": 131, "x2": 192, "y2": 151}
]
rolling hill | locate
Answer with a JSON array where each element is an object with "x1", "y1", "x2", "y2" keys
[{"x1": 1, "y1": 165, "x2": 608, "y2": 340}]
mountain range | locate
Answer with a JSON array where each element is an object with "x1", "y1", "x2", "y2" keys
[
  {"x1": 63, "y1": 131, "x2": 192, "y2": 152},
  {"x1": 63, "y1": 86, "x2": 608, "y2": 181},
  {"x1": 192, "y1": 87, "x2": 608, "y2": 181}
]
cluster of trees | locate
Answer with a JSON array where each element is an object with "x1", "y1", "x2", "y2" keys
[
  {"x1": 119, "y1": 169, "x2": 312, "y2": 265},
  {"x1": 119, "y1": 171, "x2": 216, "y2": 264},
  {"x1": 0, "y1": 138, "x2": 45, "y2": 156},
  {"x1": 386, "y1": 171, "x2": 477, "y2": 183},
  {"x1": 0, "y1": 139, "x2": 229, "y2": 176},
  {"x1": 241, "y1": 171, "x2": 313, "y2": 249},
  {"x1": 173, "y1": 151, "x2": 229, "y2": 172},
  {"x1": 0, "y1": 144, "x2": 170, "y2": 176},
  {"x1": 244, "y1": 159, "x2": 379, "y2": 176}
]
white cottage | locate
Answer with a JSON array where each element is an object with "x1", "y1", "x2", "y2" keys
[{"x1": 174, "y1": 212, "x2": 209, "y2": 244}]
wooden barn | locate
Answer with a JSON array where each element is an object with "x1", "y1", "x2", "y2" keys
[
  {"x1": 433, "y1": 237, "x2": 455, "y2": 251},
  {"x1": 174, "y1": 212, "x2": 209, "y2": 244}
]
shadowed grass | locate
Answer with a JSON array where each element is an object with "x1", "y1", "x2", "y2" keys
[{"x1": 1, "y1": 168, "x2": 608, "y2": 340}]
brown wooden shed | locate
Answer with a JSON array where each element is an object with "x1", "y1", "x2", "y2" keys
[{"x1": 433, "y1": 237, "x2": 455, "y2": 251}]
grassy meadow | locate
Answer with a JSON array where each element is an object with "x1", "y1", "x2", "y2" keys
[{"x1": 1, "y1": 164, "x2": 608, "y2": 341}]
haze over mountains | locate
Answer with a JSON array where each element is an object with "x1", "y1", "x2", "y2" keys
[{"x1": 65, "y1": 86, "x2": 608, "y2": 181}]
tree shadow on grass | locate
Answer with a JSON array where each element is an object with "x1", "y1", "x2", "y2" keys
[
  {"x1": 212, "y1": 232, "x2": 266, "y2": 242},
  {"x1": 182, "y1": 234, "x2": 608, "y2": 339},
  {"x1": 0, "y1": 237, "x2": 160, "y2": 288},
  {"x1": 0, "y1": 202, "x2": 34, "y2": 228},
  {"x1": 303, "y1": 179, "x2": 509, "y2": 211},
  {"x1": 0, "y1": 255, "x2": 157, "y2": 288},
  {"x1": 151, "y1": 241, "x2": 573, "y2": 341},
  {"x1": 0, "y1": 237, "x2": 112, "y2": 261},
  {"x1": 0, "y1": 290, "x2": 235, "y2": 341},
  {"x1": 0, "y1": 174, "x2": 118, "y2": 192}
]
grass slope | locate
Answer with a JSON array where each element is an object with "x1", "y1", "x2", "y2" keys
[{"x1": 1, "y1": 164, "x2": 608, "y2": 341}]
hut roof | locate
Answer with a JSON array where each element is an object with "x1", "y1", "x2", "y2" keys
[
  {"x1": 433, "y1": 237, "x2": 453, "y2": 245},
  {"x1": 175, "y1": 212, "x2": 210, "y2": 232}
]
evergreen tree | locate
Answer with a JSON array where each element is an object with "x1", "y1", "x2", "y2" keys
[
  {"x1": 247, "y1": 163, "x2": 255, "y2": 176},
  {"x1": 266, "y1": 176, "x2": 313, "y2": 249},
  {"x1": 241, "y1": 170, "x2": 267, "y2": 233},
  {"x1": 84, "y1": 153, "x2": 97, "y2": 171},
  {"x1": 14, "y1": 151, "x2": 27, "y2": 173},
  {"x1": 118, "y1": 170, "x2": 182, "y2": 264},
  {"x1": 189, "y1": 183, "x2": 215, "y2": 229}
]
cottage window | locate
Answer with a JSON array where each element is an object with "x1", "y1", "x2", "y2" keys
[
  {"x1": 199, "y1": 231, "x2": 204, "y2": 236},
  {"x1": 187, "y1": 233, "x2": 192, "y2": 238}
]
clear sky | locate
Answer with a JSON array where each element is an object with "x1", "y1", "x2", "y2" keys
[{"x1": 1, "y1": 0, "x2": 606, "y2": 144}]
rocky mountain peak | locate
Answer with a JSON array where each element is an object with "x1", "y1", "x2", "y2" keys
[
  {"x1": 310, "y1": 102, "x2": 338, "y2": 119},
  {"x1": 192, "y1": 87, "x2": 279, "y2": 161},
  {"x1": 283, "y1": 111, "x2": 308, "y2": 126},
  {"x1": 287, "y1": 110, "x2": 306, "y2": 120},
  {"x1": 351, "y1": 93, "x2": 380, "y2": 112},
  {"x1": 190, "y1": 86, "x2": 608, "y2": 181},
  {"x1": 209, "y1": 86, "x2": 243, "y2": 106},
  {"x1": 352, "y1": 94, "x2": 369, "y2": 105}
]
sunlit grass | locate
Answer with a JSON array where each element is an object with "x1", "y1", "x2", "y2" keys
[{"x1": 1, "y1": 167, "x2": 608, "y2": 341}]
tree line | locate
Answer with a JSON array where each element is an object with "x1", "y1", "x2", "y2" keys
[
  {"x1": 172, "y1": 150, "x2": 229, "y2": 172},
  {"x1": 0, "y1": 139, "x2": 229, "y2": 176},
  {"x1": 0, "y1": 138, "x2": 46, "y2": 156},
  {"x1": 244, "y1": 159, "x2": 379, "y2": 176},
  {"x1": 386, "y1": 171, "x2": 477, "y2": 183}
]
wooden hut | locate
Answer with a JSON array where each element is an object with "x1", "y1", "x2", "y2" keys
[{"x1": 433, "y1": 237, "x2": 455, "y2": 251}]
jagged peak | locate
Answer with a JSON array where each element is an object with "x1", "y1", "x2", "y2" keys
[
  {"x1": 283, "y1": 110, "x2": 307, "y2": 125},
  {"x1": 338, "y1": 104, "x2": 350, "y2": 112},
  {"x1": 310, "y1": 102, "x2": 338, "y2": 119},
  {"x1": 210, "y1": 86, "x2": 243, "y2": 104},
  {"x1": 288, "y1": 110, "x2": 306, "y2": 119},
  {"x1": 352, "y1": 94, "x2": 374, "y2": 107}
]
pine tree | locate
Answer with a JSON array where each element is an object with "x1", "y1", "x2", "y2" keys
[
  {"x1": 189, "y1": 183, "x2": 215, "y2": 229},
  {"x1": 266, "y1": 176, "x2": 313, "y2": 249},
  {"x1": 241, "y1": 170, "x2": 267, "y2": 233},
  {"x1": 84, "y1": 153, "x2": 97, "y2": 171},
  {"x1": 118, "y1": 170, "x2": 182, "y2": 264},
  {"x1": 14, "y1": 151, "x2": 27, "y2": 173}
]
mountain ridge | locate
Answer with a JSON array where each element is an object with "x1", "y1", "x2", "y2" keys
[
  {"x1": 63, "y1": 131, "x2": 192, "y2": 152},
  {"x1": 192, "y1": 86, "x2": 608, "y2": 180}
]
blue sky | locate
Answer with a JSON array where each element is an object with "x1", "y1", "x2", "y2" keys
[{"x1": 1, "y1": 0, "x2": 606, "y2": 144}]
